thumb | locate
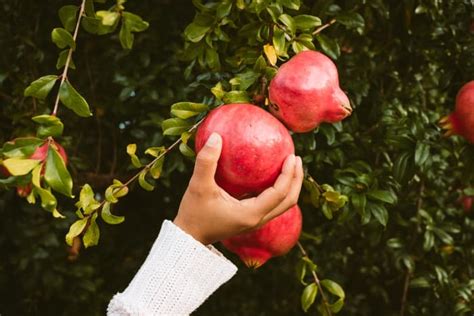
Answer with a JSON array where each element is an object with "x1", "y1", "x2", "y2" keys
[{"x1": 192, "y1": 133, "x2": 222, "y2": 183}]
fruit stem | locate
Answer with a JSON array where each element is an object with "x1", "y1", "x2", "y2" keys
[
  {"x1": 297, "y1": 241, "x2": 333, "y2": 316},
  {"x1": 312, "y1": 19, "x2": 336, "y2": 36},
  {"x1": 52, "y1": 0, "x2": 86, "y2": 116}
]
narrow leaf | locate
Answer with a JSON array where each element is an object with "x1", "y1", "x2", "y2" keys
[
  {"x1": 59, "y1": 80, "x2": 92, "y2": 117},
  {"x1": 24, "y1": 75, "x2": 59, "y2": 100},
  {"x1": 44, "y1": 146, "x2": 73, "y2": 197}
]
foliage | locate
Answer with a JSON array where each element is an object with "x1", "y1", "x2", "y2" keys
[{"x1": 0, "y1": 0, "x2": 473, "y2": 315}]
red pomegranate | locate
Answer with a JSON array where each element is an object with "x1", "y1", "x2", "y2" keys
[
  {"x1": 31, "y1": 141, "x2": 68, "y2": 164},
  {"x1": 195, "y1": 103, "x2": 295, "y2": 198},
  {"x1": 222, "y1": 205, "x2": 302, "y2": 268},
  {"x1": 1, "y1": 139, "x2": 67, "y2": 197},
  {"x1": 440, "y1": 81, "x2": 474, "y2": 143},
  {"x1": 269, "y1": 51, "x2": 352, "y2": 133},
  {"x1": 462, "y1": 196, "x2": 473, "y2": 214}
]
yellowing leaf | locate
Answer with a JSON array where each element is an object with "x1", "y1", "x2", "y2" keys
[
  {"x1": 263, "y1": 44, "x2": 277, "y2": 66},
  {"x1": 65, "y1": 217, "x2": 88, "y2": 246},
  {"x1": 2, "y1": 158, "x2": 40, "y2": 176}
]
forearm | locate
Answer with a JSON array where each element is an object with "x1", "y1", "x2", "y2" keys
[{"x1": 107, "y1": 220, "x2": 237, "y2": 315}]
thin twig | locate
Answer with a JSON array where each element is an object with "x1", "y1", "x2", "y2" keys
[
  {"x1": 52, "y1": 0, "x2": 86, "y2": 116},
  {"x1": 401, "y1": 181, "x2": 425, "y2": 316},
  {"x1": 297, "y1": 241, "x2": 333, "y2": 316},
  {"x1": 399, "y1": 270, "x2": 411, "y2": 316},
  {"x1": 313, "y1": 19, "x2": 337, "y2": 35},
  {"x1": 96, "y1": 117, "x2": 206, "y2": 210}
]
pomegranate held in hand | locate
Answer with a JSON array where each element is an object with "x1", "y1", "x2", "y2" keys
[
  {"x1": 269, "y1": 51, "x2": 352, "y2": 133},
  {"x1": 440, "y1": 81, "x2": 474, "y2": 143},
  {"x1": 195, "y1": 103, "x2": 294, "y2": 198},
  {"x1": 222, "y1": 205, "x2": 302, "y2": 268}
]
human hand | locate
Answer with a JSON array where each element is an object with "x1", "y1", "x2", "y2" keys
[{"x1": 174, "y1": 133, "x2": 303, "y2": 245}]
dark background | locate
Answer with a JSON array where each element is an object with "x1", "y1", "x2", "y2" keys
[{"x1": 1, "y1": 0, "x2": 474, "y2": 315}]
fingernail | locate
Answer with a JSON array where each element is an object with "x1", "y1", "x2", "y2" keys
[{"x1": 206, "y1": 133, "x2": 221, "y2": 148}]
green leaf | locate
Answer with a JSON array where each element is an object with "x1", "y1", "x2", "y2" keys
[
  {"x1": 316, "y1": 34, "x2": 340, "y2": 60},
  {"x1": 369, "y1": 203, "x2": 389, "y2": 227},
  {"x1": 179, "y1": 142, "x2": 195, "y2": 158},
  {"x1": 321, "y1": 201, "x2": 333, "y2": 219},
  {"x1": 44, "y1": 146, "x2": 73, "y2": 197},
  {"x1": 24, "y1": 75, "x2": 59, "y2": 100},
  {"x1": 273, "y1": 26, "x2": 286, "y2": 56},
  {"x1": 230, "y1": 70, "x2": 259, "y2": 91},
  {"x1": 278, "y1": 0, "x2": 300, "y2": 10},
  {"x1": 59, "y1": 5, "x2": 79, "y2": 32},
  {"x1": 51, "y1": 28, "x2": 76, "y2": 50},
  {"x1": 126, "y1": 144, "x2": 142, "y2": 168},
  {"x1": 65, "y1": 217, "x2": 88, "y2": 246},
  {"x1": 367, "y1": 190, "x2": 397, "y2": 204},
  {"x1": 463, "y1": 188, "x2": 474, "y2": 196},
  {"x1": 97, "y1": 11, "x2": 120, "y2": 26},
  {"x1": 2, "y1": 158, "x2": 40, "y2": 176},
  {"x1": 59, "y1": 80, "x2": 92, "y2": 117},
  {"x1": 171, "y1": 102, "x2": 208, "y2": 119},
  {"x1": 279, "y1": 14, "x2": 295, "y2": 35},
  {"x1": 301, "y1": 283, "x2": 317, "y2": 312},
  {"x1": 148, "y1": 151, "x2": 166, "y2": 177},
  {"x1": 321, "y1": 279, "x2": 345, "y2": 299},
  {"x1": 119, "y1": 12, "x2": 149, "y2": 49},
  {"x1": 32, "y1": 115, "x2": 64, "y2": 138},
  {"x1": 216, "y1": 1, "x2": 232, "y2": 18},
  {"x1": 83, "y1": 213, "x2": 100, "y2": 248},
  {"x1": 138, "y1": 171, "x2": 154, "y2": 191},
  {"x1": 184, "y1": 22, "x2": 210, "y2": 43},
  {"x1": 294, "y1": 15, "x2": 322, "y2": 30},
  {"x1": 56, "y1": 49, "x2": 76, "y2": 70},
  {"x1": 414, "y1": 142, "x2": 430, "y2": 167},
  {"x1": 296, "y1": 258, "x2": 308, "y2": 285},
  {"x1": 78, "y1": 184, "x2": 95, "y2": 208},
  {"x1": 162, "y1": 118, "x2": 193, "y2": 136},
  {"x1": 2, "y1": 138, "x2": 43, "y2": 158},
  {"x1": 122, "y1": 12, "x2": 149, "y2": 32},
  {"x1": 34, "y1": 187, "x2": 58, "y2": 213},
  {"x1": 145, "y1": 146, "x2": 166, "y2": 158},
  {"x1": 222, "y1": 91, "x2": 250, "y2": 104},
  {"x1": 101, "y1": 202, "x2": 125, "y2": 225},
  {"x1": 119, "y1": 22, "x2": 133, "y2": 49},
  {"x1": 336, "y1": 12, "x2": 365, "y2": 29},
  {"x1": 205, "y1": 47, "x2": 221, "y2": 71}
]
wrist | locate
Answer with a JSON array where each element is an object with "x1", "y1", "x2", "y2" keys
[{"x1": 173, "y1": 216, "x2": 211, "y2": 245}]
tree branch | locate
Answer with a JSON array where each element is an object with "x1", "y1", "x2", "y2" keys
[
  {"x1": 297, "y1": 241, "x2": 332, "y2": 316},
  {"x1": 52, "y1": 0, "x2": 86, "y2": 116},
  {"x1": 313, "y1": 19, "x2": 336, "y2": 35}
]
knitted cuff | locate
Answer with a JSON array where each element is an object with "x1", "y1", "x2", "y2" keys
[{"x1": 107, "y1": 220, "x2": 237, "y2": 315}]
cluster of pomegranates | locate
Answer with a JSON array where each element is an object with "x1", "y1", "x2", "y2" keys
[{"x1": 195, "y1": 51, "x2": 352, "y2": 267}]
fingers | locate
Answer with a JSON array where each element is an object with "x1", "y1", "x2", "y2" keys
[
  {"x1": 242, "y1": 154, "x2": 296, "y2": 217},
  {"x1": 259, "y1": 156, "x2": 304, "y2": 225},
  {"x1": 191, "y1": 133, "x2": 222, "y2": 186}
]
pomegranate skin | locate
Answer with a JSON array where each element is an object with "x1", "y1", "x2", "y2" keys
[
  {"x1": 195, "y1": 103, "x2": 294, "y2": 198},
  {"x1": 462, "y1": 196, "x2": 473, "y2": 214},
  {"x1": 269, "y1": 51, "x2": 352, "y2": 133},
  {"x1": 441, "y1": 81, "x2": 474, "y2": 143},
  {"x1": 222, "y1": 205, "x2": 303, "y2": 268},
  {"x1": 31, "y1": 141, "x2": 68, "y2": 164}
]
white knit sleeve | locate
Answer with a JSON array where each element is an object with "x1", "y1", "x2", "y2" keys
[{"x1": 107, "y1": 220, "x2": 238, "y2": 316}]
